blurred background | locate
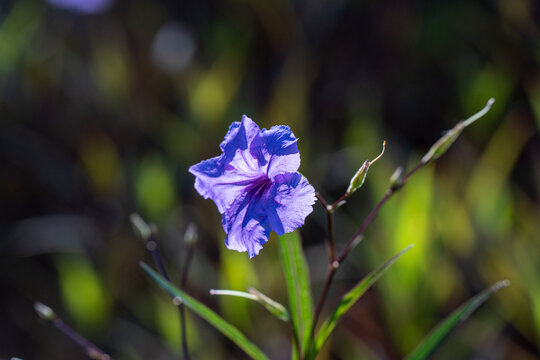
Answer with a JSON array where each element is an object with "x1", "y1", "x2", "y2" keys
[{"x1": 1, "y1": 0, "x2": 539, "y2": 359}]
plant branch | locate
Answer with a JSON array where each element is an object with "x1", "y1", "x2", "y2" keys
[
  {"x1": 326, "y1": 211, "x2": 336, "y2": 263},
  {"x1": 336, "y1": 157, "x2": 427, "y2": 263},
  {"x1": 310, "y1": 159, "x2": 427, "y2": 344},
  {"x1": 147, "y1": 228, "x2": 171, "y2": 281},
  {"x1": 34, "y1": 302, "x2": 111, "y2": 360},
  {"x1": 312, "y1": 100, "x2": 494, "y2": 357},
  {"x1": 316, "y1": 192, "x2": 337, "y2": 263},
  {"x1": 130, "y1": 214, "x2": 191, "y2": 359},
  {"x1": 315, "y1": 192, "x2": 329, "y2": 210},
  {"x1": 310, "y1": 264, "x2": 337, "y2": 339}
]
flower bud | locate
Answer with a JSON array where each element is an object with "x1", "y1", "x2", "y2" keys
[
  {"x1": 130, "y1": 213, "x2": 151, "y2": 241},
  {"x1": 184, "y1": 223, "x2": 198, "y2": 246},
  {"x1": 346, "y1": 160, "x2": 370, "y2": 196},
  {"x1": 34, "y1": 302, "x2": 56, "y2": 321},
  {"x1": 389, "y1": 166, "x2": 404, "y2": 189},
  {"x1": 421, "y1": 98, "x2": 495, "y2": 164},
  {"x1": 421, "y1": 121, "x2": 465, "y2": 164},
  {"x1": 345, "y1": 141, "x2": 386, "y2": 197}
]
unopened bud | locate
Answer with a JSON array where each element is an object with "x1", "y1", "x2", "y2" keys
[
  {"x1": 346, "y1": 160, "x2": 370, "y2": 196},
  {"x1": 389, "y1": 166, "x2": 404, "y2": 189},
  {"x1": 421, "y1": 121, "x2": 465, "y2": 164},
  {"x1": 351, "y1": 234, "x2": 364, "y2": 250},
  {"x1": 422, "y1": 98, "x2": 495, "y2": 164},
  {"x1": 346, "y1": 141, "x2": 386, "y2": 197},
  {"x1": 184, "y1": 223, "x2": 198, "y2": 246},
  {"x1": 130, "y1": 213, "x2": 151, "y2": 241},
  {"x1": 34, "y1": 302, "x2": 56, "y2": 320}
]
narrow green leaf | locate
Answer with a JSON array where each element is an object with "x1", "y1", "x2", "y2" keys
[
  {"x1": 209, "y1": 289, "x2": 259, "y2": 300},
  {"x1": 209, "y1": 288, "x2": 290, "y2": 322},
  {"x1": 279, "y1": 231, "x2": 313, "y2": 357},
  {"x1": 140, "y1": 262, "x2": 269, "y2": 360},
  {"x1": 248, "y1": 287, "x2": 291, "y2": 322},
  {"x1": 307, "y1": 245, "x2": 414, "y2": 360},
  {"x1": 405, "y1": 279, "x2": 510, "y2": 360}
]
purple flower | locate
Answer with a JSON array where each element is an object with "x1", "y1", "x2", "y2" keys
[{"x1": 190, "y1": 116, "x2": 316, "y2": 258}]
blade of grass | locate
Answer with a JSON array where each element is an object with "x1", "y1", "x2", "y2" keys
[
  {"x1": 307, "y1": 245, "x2": 414, "y2": 359},
  {"x1": 405, "y1": 280, "x2": 510, "y2": 360},
  {"x1": 140, "y1": 262, "x2": 269, "y2": 360},
  {"x1": 209, "y1": 288, "x2": 290, "y2": 322},
  {"x1": 279, "y1": 231, "x2": 313, "y2": 358}
]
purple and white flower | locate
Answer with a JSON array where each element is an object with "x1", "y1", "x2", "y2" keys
[{"x1": 190, "y1": 116, "x2": 316, "y2": 258}]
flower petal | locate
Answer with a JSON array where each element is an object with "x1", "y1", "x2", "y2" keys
[
  {"x1": 189, "y1": 116, "x2": 264, "y2": 213},
  {"x1": 250, "y1": 125, "x2": 300, "y2": 178},
  {"x1": 222, "y1": 190, "x2": 271, "y2": 258},
  {"x1": 220, "y1": 115, "x2": 260, "y2": 161},
  {"x1": 266, "y1": 173, "x2": 316, "y2": 235}
]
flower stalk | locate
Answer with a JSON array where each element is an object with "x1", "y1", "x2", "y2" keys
[
  {"x1": 130, "y1": 214, "x2": 170, "y2": 281},
  {"x1": 34, "y1": 302, "x2": 111, "y2": 360},
  {"x1": 130, "y1": 214, "x2": 193, "y2": 360},
  {"x1": 310, "y1": 99, "x2": 495, "y2": 343}
]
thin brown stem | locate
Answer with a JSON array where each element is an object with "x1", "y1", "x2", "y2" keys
[
  {"x1": 146, "y1": 228, "x2": 190, "y2": 360},
  {"x1": 308, "y1": 100, "x2": 492, "y2": 354},
  {"x1": 147, "y1": 235, "x2": 170, "y2": 281},
  {"x1": 317, "y1": 191, "x2": 337, "y2": 263},
  {"x1": 315, "y1": 192, "x2": 329, "y2": 210},
  {"x1": 35, "y1": 302, "x2": 111, "y2": 360},
  {"x1": 336, "y1": 189, "x2": 392, "y2": 263},
  {"x1": 310, "y1": 158, "x2": 430, "y2": 344},
  {"x1": 330, "y1": 193, "x2": 348, "y2": 209},
  {"x1": 310, "y1": 265, "x2": 337, "y2": 338},
  {"x1": 335, "y1": 160, "x2": 428, "y2": 264},
  {"x1": 326, "y1": 211, "x2": 336, "y2": 263},
  {"x1": 403, "y1": 160, "x2": 427, "y2": 182},
  {"x1": 52, "y1": 318, "x2": 111, "y2": 360},
  {"x1": 310, "y1": 189, "x2": 339, "y2": 340}
]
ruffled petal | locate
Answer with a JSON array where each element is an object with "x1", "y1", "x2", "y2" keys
[
  {"x1": 249, "y1": 125, "x2": 301, "y2": 178},
  {"x1": 220, "y1": 115, "x2": 260, "y2": 162},
  {"x1": 266, "y1": 173, "x2": 316, "y2": 235},
  {"x1": 189, "y1": 116, "x2": 264, "y2": 213},
  {"x1": 222, "y1": 187, "x2": 271, "y2": 258}
]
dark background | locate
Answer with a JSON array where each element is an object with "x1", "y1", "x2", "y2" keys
[{"x1": 1, "y1": 0, "x2": 539, "y2": 359}]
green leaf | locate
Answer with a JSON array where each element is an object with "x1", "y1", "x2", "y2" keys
[
  {"x1": 248, "y1": 287, "x2": 291, "y2": 322},
  {"x1": 307, "y1": 245, "x2": 414, "y2": 360},
  {"x1": 404, "y1": 279, "x2": 510, "y2": 360},
  {"x1": 279, "y1": 231, "x2": 313, "y2": 357},
  {"x1": 209, "y1": 288, "x2": 290, "y2": 322},
  {"x1": 140, "y1": 262, "x2": 269, "y2": 360}
]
